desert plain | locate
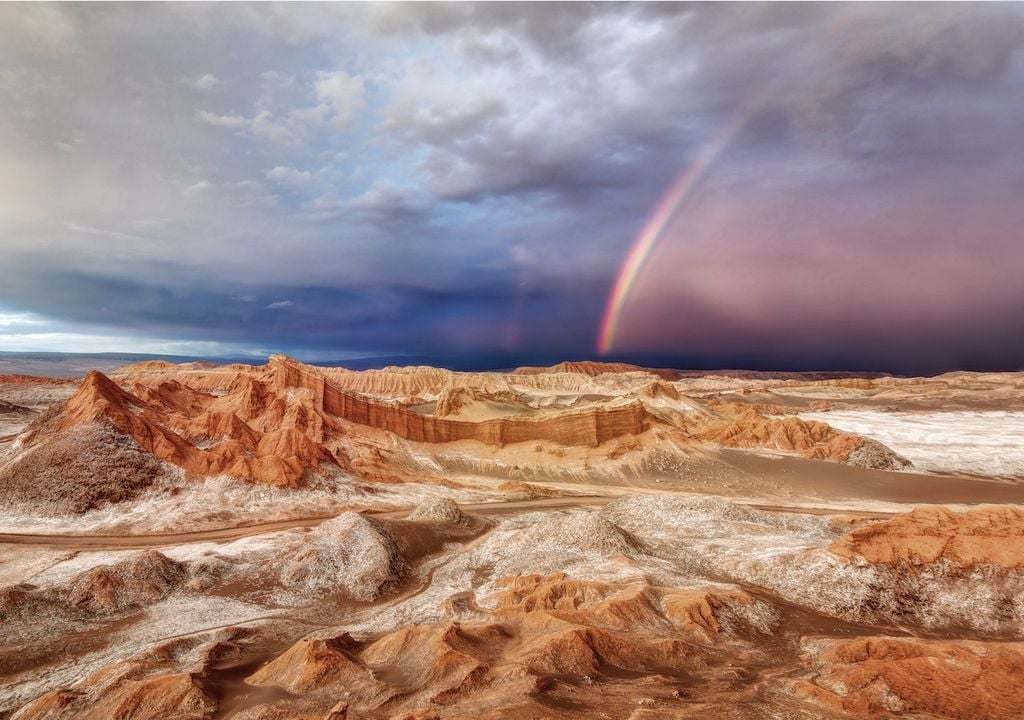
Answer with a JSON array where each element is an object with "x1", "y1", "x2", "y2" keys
[{"x1": 1, "y1": 356, "x2": 1023, "y2": 720}]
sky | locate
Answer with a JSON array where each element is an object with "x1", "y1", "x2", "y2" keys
[{"x1": 1, "y1": 2, "x2": 1023, "y2": 373}]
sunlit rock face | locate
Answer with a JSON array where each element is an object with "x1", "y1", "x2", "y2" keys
[{"x1": 1, "y1": 357, "x2": 918, "y2": 521}]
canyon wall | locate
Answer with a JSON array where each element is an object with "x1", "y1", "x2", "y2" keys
[{"x1": 269, "y1": 356, "x2": 645, "y2": 447}]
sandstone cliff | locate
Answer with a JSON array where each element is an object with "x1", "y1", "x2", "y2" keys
[{"x1": 269, "y1": 355, "x2": 647, "y2": 447}]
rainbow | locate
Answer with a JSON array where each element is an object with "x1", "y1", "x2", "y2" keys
[{"x1": 597, "y1": 96, "x2": 765, "y2": 355}]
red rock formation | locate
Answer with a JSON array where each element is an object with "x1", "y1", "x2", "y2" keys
[
  {"x1": 681, "y1": 400, "x2": 912, "y2": 468},
  {"x1": 0, "y1": 422, "x2": 168, "y2": 513},
  {"x1": 182, "y1": 411, "x2": 260, "y2": 448},
  {"x1": 17, "y1": 369, "x2": 340, "y2": 488},
  {"x1": 514, "y1": 360, "x2": 649, "y2": 376},
  {"x1": 0, "y1": 398, "x2": 34, "y2": 413},
  {"x1": 270, "y1": 355, "x2": 647, "y2": 447},
  {"x1": 1, "y1": 550, "x2": 193, "y2": 621},
  {"x1": 6, "y1": 358, "x2": 655, "y2": 504},
  {"x1": 491, "y1": 572, "x2": 762, "y2": 642},
  {"x1": 788, "y1": 637, "x2": 1024, "y2": 720},
  {"x1": 690, "y1": 401, "x2": 863, "y2": 461},
  {"x1": 113, "y1": 356, "x2": 911, "y2": 464},
  {"x1": 131, "y1": 379, "x2": 213, "y2": 416},
  {"x1": 66, "y1": 550, "x2": 188, "y2": 614},
  {"x1": 498, "y1": 479, "x2": 562, "y2": 498},
  {"x1": 0, "y1": 374, "x2": 75, "y2": 385},
  {"x1": 12, "y1": 629, "x2": 248, "y2": 720},
  {"x1": 16, "y1": 674, "x2": 216, "y2": 720},
  {"x1": 433, "y1": 386, "x2": 523, "y2": 418},
  {"x1": 247, "y1": 634, "x2": 385, "y2": 695},
  {"x1": 242, "y1": 573, "x2": 771, "y2": 719},
  {"x1": 829, "y1": 506, "x2": 1024, "y2": 568}
]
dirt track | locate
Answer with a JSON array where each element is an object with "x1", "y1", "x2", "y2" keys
[{"x1": 0, "y1": 495, "x2": 890, "y2": 549}]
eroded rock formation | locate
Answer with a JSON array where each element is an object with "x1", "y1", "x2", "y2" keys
[
  {"x1": 243, "y1": 573, "x2": 776, "y2": 720},
  {"x1": 829, "y1": 506, "x2": 1024, "y2": 568},
  {"x1": 787, "y1": 637, "x2": 1024, "y2": 720},
  {"x1": 0, "y1": 356, "x2": 915, "y2": 517},
  {"x1": 688, "y1": 401, "x2": 911, "y2": 467}
]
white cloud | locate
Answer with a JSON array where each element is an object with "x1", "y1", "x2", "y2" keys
[
  {"x1": 184, "y1": 180, "x2": 214, "y2": 194},
  {"x1": 0, "y1": 330, "x2": 256, "y2": 357},
  {"x1": 259, "y1": 70, "x2": 294, "y2": 88},
  {"x1": 196, "y1": 110, "x2": 247, "y2": 129},
  {"x1": 315, "y1": 70, "x2": 365, "y2": 129},
  {"x1": 198, "y1": 108, "x2": 310, "y2": 147},
  {"x1": 248, "y1": 109, "x2": 298, "y2": 145},
  {"x1": 197, "y1": 71, "x2": 362, "y2": 148},
  {"x1": 310, "y1": 180, "x2": 428, "y2": 222},
  {"x1": 65, "y1": 223, "x2": 153, "y2": 243},
  {"x1": 0, "y1": 310, "x2": 46, "y2": 328},
  {"x1": 265, "y1": 300, "x2": 295, "y2": 310},
  {"x1": 184, "y1": 73, "x2": 221, "y2": 92},
  {"x1": 287, "y1": 103, "x2": 329, "y2": 125},
  {"x1": 349, "y1": 180, "x2": 426, "y2": 213},
  {"x1": 229, "y1": 179, "x2": 263, "y2": 192},
  {"x1": 264, "y1": 165, "x2": 314, "y2": 186},
  {"x1": 0, "y1": 307, "x2": 258, "y2": 356}
]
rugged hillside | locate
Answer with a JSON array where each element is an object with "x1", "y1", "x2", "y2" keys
[
  {"x1": 6, "y1": 494, "x2": 1024, "y2": 719},
  {"x1": 829, "y1": 506, "x2": 1024, "y2": 568},
  {"x1": 0, "y1": 356, "x2": 919, "y2": 517},
  {"x1": 514, "y1": 360, "x2": 650, "y2": 376},
  {"x1": 269, "y1": 355, "x2": 648, "y2": 446},
  {"x1": 4, "y1": 368, "x2": 343, "y2": 492},
  {"x1": 787, "y1": 637, "x2": 1024, "y2": 719},
  {"x1": 685, "y1": 400, "x2": 911, "y2": 468},
  {"x1": 118, "y1": 355, "x2": 900, "y2": 464},
  {"x1": 0, "y1": 399, "x2": 33, "y2": 416},
  {"x1": 3, "y1": 361, "x2": 1024, "y2": 720},
  {"x1": 167, "y1": 574, "x2": 775, "y2": 720}
]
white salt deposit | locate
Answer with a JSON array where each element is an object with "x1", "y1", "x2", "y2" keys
[
  {"x1": 801, "y1": 409, "x2": 1024, "y2": 478},
  {"x1": 598, "y1": 496, "x2": 1024, "y2": 635},
  {"x1": 0, "y1": 473, "x2": 497, "y2": 535},
  {"x1": 275, "y1": 512, "x2": 405, "y2": 601}
]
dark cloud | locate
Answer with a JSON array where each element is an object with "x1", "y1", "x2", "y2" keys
[{"x1": 1, "y1": 3, "x2": 1023, "y2": 370}]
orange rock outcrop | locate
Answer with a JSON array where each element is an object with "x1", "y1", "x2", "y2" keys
[
  {"x1": 514, "y1": 360, "x2": 648, "y2": 376},
  {"x1": 244, "y1": 573, "x2": 773, "y2": 719},
  {"x1": 13, "y1": 628, "x2": 248, "y2": 720},
  {"x1": 788, "y1": 637, "x2": 1024, "y2": 720},
  {"x1": 829, "y1": 506, "x2": 1024, "y2": 568},
  {"x1": 688, "y1": 401, "x2": 873, "y2": 462},
  {"x1": 0, "y1": 374, "x2": 75, "y2": 385},
  {"x1": 4, "y1": 355, "x2": 917, "y2": 504},
  {"x1": 269, "y1": 355, "x2": 647, "y2": 447},
  {"x1": 22, "y1": 369, "x2": 341, "y2": 488}
]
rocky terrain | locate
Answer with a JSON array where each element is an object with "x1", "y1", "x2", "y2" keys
[{"x1": 1, "y1": 360, "x2": 1023, "y2": 719}]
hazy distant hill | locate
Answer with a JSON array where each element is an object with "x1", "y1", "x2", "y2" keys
[{"x1": 0, "y1": 352, "x2": 259, "y2": 378}]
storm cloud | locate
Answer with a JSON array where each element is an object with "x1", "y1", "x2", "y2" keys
[{"x1": 1, "y1": 2, "x2": 1023, "y2": 372}]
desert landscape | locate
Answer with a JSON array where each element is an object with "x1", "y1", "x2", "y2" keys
[
  {"x1": 2, "y1": 357, "x2": 1023, "y2": 720},
  {"x1": 4, "y1": 2, "x2": 1024, "y2": 719}
]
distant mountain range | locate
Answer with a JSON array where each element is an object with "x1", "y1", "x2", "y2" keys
[{"x1": 0, "y1": 350, "x2": 911, "y2": 379}]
